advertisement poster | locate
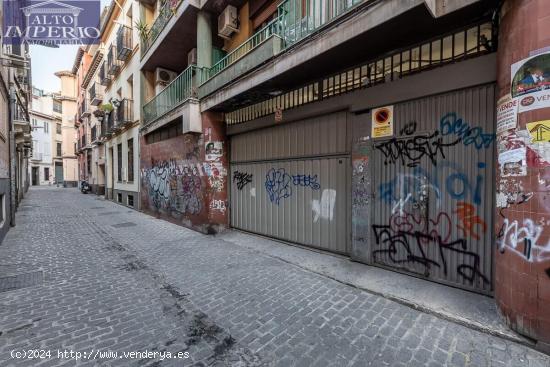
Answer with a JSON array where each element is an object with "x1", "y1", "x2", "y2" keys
[
  {"x1": 498, "y1": 147, "x2": 527, "y2": 177},
  {"x1": 526, "y1": 120, "x2": 550, "y2": 143},
  {"x1": 205, "y1": 141, "x2": 223, "y2": 161},
  {"x1": 371, "y1": 105, "x2": 394, "y2": 138},
  {"x1": 496, "y1": 94, "x2": 518, "y2": 134},
  {"x1": 511, "y1": 52, "x2": 550, "y2": 112}
]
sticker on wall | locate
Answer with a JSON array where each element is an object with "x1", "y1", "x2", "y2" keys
[
  {"x1": 498, "y1": 147, "x2": 527, "y2": 177},
  {"x1": 511, "y1": 51, "x2": 550, "y2": 112},
  {"x1": 274, "y1": 108, "x2": 283, "y2": 123},
  {"x1": 371, "y1": 105, "x2": 394, "y2": 138},
  {"x1": 496, "y1": 94, "x2": 518, "y2": 134},
  {"x1": 205, "y1": 141, "x2": 223, "y2": 161},
  {"x1": 526, "y1": 120, "x2": 550, "y2": 143}
]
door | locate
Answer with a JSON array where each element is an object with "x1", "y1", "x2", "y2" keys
[
  {"x1": 109, "y1": 147, "x2": 114, "y2": 199},
  {"x1": 31, "y1": 167, "x2": 38, "y2": 185},
  {"x1": 55, "y1": 162, "x2": 63, "y2": 184},
  {"x1": 230, "y1": 111, "x2": 351, "y2": 254},
  {"x1": 369, "y1": 84, "x2": 496, "y2": 294}
]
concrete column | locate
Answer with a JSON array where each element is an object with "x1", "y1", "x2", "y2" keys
[
  {"x1": 196, "y1": 11, "x2": 213, "y2": 69},
  {"x1": 495, "y1": 0, "x2": 550, "y2": 351}
]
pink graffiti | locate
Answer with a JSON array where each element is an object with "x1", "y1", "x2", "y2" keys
[{"x1": 390, "y1": 211, "x2": 452, "y2": 243}]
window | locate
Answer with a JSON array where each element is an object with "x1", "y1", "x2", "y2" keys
[
  {"x1": 53, "y1": 100, "x2": 62, "y2": 113},
  {"x1": 127, "y1": 138, "x2": 134, "y2": 182},
  {"x1": 44, "y1": 121, "x2": 49, "y2": 134},
  {"x1": 117, "y1": 143, "x2": 122, "y2": 182},
  {"x1": 44, "y1": 167, "x2": 49, "y2": 180},
  {"x1": 56, "y1": 123, "x2": 61, "y2": 134},
  {"x1": 31, "y1": 118, "x2": 37, "y2": 126},
  {"x1": 127, "y1": 195, "x2": 134, "y2": 207},
  {"x1": 87, "y1": 154, "x2": 92, "y2": 174},
  {"x1": 56, "y1": 142, "x2": 62, "y2": 156},
  {"x1": 117, "y1": 193, "x2": 122, "y2": 203}
]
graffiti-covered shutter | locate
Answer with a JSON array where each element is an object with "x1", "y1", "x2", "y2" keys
[
  {"x1": 369, "y1": 84, "x2": 496, "y2": 294},
  {"x1": 229, "y1": 111, "x2": 351, "y2": 254}
]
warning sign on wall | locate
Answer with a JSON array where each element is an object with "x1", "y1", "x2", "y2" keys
[{"x1": 371, "y1": 105, "x2": 394, "y2": 138}]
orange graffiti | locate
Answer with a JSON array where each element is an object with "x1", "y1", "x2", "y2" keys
[{"x1": 454, "y1": 201, "x2": 487, "y2": 240}]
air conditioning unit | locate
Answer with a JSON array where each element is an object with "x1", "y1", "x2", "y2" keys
[
  {"x1": 155, "y1": 67, "x2": 177, "y2": 85},
  {"x1": 218, "y1": 5, "x2": 238, "y2": 39},
  {"x1": 187, "y1": 48, "x2": 197, "y2": 65},
  {"x1": 155, "y1": 68, "x2": 178, "y2": 93}
]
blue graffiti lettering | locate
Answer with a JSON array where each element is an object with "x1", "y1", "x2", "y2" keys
[
  {"x1": 439, "y1": 112, "x2": 495, "y2": 149},
  {"x1": 265, "y1": 168, "x2": 322, "y2": 204},
  {"x1": 378, "y1": 161, "x2": 485, "y2": 207}
]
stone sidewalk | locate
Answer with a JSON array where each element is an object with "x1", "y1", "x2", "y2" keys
[{"x1": 0, "y1": 187, "x2": 548, "y2": 366}]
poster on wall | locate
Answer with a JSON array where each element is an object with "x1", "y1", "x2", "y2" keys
[
  {"x1": 511, "y1": 51, "x2": 550, "y2": 112},
  {"x1": 371, "y1": 105, "x2": 394, "y2": 138},
  {"x1": 498, "y1": 147, "x2": 527, "y2": 177},
  {"x1": 496, "y1": 94, "x2": 518, "y2": 134},
  {"x1": 205, "y1": 141, "x2": 223, "y2": 161},
  {"x1": 526, "y1": 120, "x2": 550, "y2": 143}
]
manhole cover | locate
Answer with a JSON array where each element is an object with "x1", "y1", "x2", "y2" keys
[
  {"x1": 99, "y1": 211, "x2": 119, "y2": 215},
  {"x1": 112, "y1": 222, "x2": 137, "y2": 228},
  {"x1": 0, "y1": 271, "x2": 43, "y2": 293}
]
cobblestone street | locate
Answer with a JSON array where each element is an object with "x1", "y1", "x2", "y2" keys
[{"x1": 0, "y1": 187, "x2": 548, "y2": 366}]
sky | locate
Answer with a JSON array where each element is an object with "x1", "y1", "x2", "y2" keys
[{"x1": 30, "y1": 0, "x2": 111, "y2": 94}]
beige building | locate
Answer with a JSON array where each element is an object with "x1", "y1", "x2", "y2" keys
[{"x1": 54, "y1": 71, "x2": 78, "y2": 187}]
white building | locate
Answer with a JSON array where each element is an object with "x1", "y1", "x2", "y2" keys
[{"x1": 29, "y1": 88, "x2": 56, "y2": 185}]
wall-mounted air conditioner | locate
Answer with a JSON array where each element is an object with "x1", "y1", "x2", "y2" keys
[
  {"x1": 155, "y1": 67, "x2": 178, "y2": 93},
  {"x1": 218, "y1": 5, "x2": 238, "y2": 39}
]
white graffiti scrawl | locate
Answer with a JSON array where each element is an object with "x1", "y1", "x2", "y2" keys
[
  {"x1": 312, "y1": 189, "x2": 336, "y2": 222},
  {"x1": 496, "y1": 218, "x2": 550, "y2": 263}
]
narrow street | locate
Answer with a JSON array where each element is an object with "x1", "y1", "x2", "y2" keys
[{"x1": 0, "y1": 187, "x2": 548, "y2": 367}]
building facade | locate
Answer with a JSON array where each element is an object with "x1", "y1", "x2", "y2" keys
[
  {"x1": 71, "y1": 0, "x2": 550, "y2": 350},
  {"x1": 29, "y1": 88, "x2": 55, "y2": 186}
]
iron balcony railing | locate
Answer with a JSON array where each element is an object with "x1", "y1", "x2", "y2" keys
[
  {"x1": 107, "y1": 45, "x2": 122, "y2": 75},
  {"x1": 99, "y1": 62, "x2": 111, "y2": 86},
  {"x1": 116, "y1": 25, "x2": 133, "y2": 61},
  {"x1": 12, "y1": 103, "x2": 28, "y2": 122},
  {"x1": 141, "y1": 0, "x2": 182, "y2": 58},
  {"x1": 106, "y1": 111, "x2": 116, "y2": 134},
  {"x1": 116, "y1": 98, "x2": 134, "y2": 127},
  {"x1": 202, "y1": 0, "x2": 368, "y2": 85},
  {"x1": 142, "y1": 65, "x2": 205, "y2": 126},
  {"x1": 80, "y1": 98, "x2": 90, "y2": 118},
  {"x1": 89, "y1": 82, "x2": 103, "y2": 106}
]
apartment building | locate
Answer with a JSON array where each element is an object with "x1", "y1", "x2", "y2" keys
[
  {"x1": 29, "y1": 88, "x2": 55, "y2": 185},
  {"x1": 93, "y1": 0, "x2": 141, "y2": 209},
  {"x1": 132, "y1": 0, "x2": 550, "y2": 347}
]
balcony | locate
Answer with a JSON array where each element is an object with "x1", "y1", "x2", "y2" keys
[
  {"x1": 31, "y1": 152, "x2": 43, "y2": 161},
  {"x1": 16, "y1": 75, "x2": 29, "y2": 85},
  {"x1": 89, "y1": 82, "x2": 103, "y2": 106},
  {"x1": 142, "y1": 65, "x2": 204, "y2": 130},
  {"x1": 80, "y1": 99, "x2": 90, "y2": 118},
  {"x1": 106, "y1": 111, "x2": 116, "y2": 135},
  {"x1": 116, "y1": 25, "x2": 133, "y2": 62},
  {"x1": 107, "y1": 45, "x2": 122, "y2": 76},
  {"x1": 141, "y1": 0, "x2": 182, "y2": 57},
  {"x1": 99, "y1": 62, "x2": 111, "y2": 86},
  {"x1": 116, "y1": 99, "x2": 134, "y2": 128},
  {"x1": 198, "y1": 0, "x2": 368, "y2": 101},
  {"x1": 199, "y1": 20, "x2": 283, "y2": 99}
]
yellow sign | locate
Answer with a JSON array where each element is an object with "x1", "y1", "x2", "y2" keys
[
  {"x1": 371, "y1": 105, "x2": 394, "y2": 138},
  {"x1": 526, "y1": 120, "x2": 550, "y2": 142}
]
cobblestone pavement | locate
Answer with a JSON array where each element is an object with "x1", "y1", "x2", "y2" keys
[{"x1": 0, "y1": 187, "x2": 549, "y2": 367}]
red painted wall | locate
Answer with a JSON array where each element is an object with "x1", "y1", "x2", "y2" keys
[
  {"x1": 140, "y1": 112, "x2": 228, "y2": 234},
  {"x1": 495, "y1": 0, "x2": 550, "y2": 349}
]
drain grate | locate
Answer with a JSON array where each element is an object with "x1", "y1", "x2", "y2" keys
[
  {"x1": 112, "y1": 222, "x2": 137, "y2": 228},
  {"x1": 0, "y1": 271, "x2": 43, "y2": 293}
]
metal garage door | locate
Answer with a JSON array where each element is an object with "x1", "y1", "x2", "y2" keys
[
  {"x1": 369, "y1": 84, "x2": 496, "y2": 294},
  {"x1": 230, "y1": 111, "x2": 351, "y2": 254}
]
